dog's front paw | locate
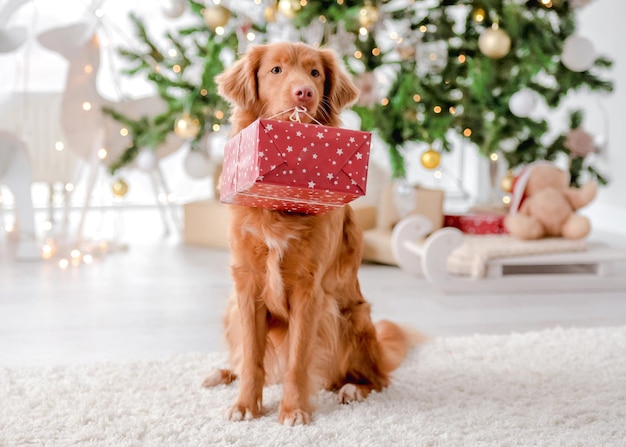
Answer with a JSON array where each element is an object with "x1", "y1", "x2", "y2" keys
[
  {"x1": 337, "y1": 383, "x2": 365, "y2": 404},
  {"x1": 202, "y1": 369, "x2": 237, "y2": 387},
  {"x1": 278, "y1": 408, "x2": 311, "y2": 426},
  {"x1": 225, "y1": 402, "x2": 261, "y2": 422}
]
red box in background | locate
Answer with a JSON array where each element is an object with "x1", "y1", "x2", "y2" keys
[
  {"x1": 444, "y1": 213, "x2": 508, "y2": 235},
  {"x1": 220, "y1": 119, "x2": 371, "y2": 214}
]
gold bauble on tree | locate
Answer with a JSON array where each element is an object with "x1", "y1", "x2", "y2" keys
[
  {"x1": 473, "y1": 7, "x2": 486, "y2": 23},
  {"x1": 278, "y1": 0, "x2": 301, "y2": 19},
  {"x1": 500, "y1": 171, "x2": 515, "y2": 193},
  {"x1": 174, "y1": 112, "x2": 201, "y2": 139},
  {"x1": 264, "y1": 4, "x2": 278, "y2": 22},
  {"x1": 203, "y1": 5, "x2": 231, "y2": 31},
  {"x1": 478, "y1": 24, "x2": 511, "y2": 59},
  {"x1": 421, "y1": 148, "x2": 441, "y2": 170},
  {"x1": 112, "y1": 178, "x2": 129, "y2": 198},
  {"x1": 397, "y1": 42, "x2": 416, "y2": 61},
  {"x1": 358, "y1": 5, "x2": 380, "y2": 28}
]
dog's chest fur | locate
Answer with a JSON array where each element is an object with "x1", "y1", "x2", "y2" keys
[{"x1": 236, "y1": 208, "x2": 326, "y2": 321}]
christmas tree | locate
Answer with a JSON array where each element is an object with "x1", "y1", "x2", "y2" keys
[{"x1": 107, "y1": 0, "x2": 612, "y2": 189}]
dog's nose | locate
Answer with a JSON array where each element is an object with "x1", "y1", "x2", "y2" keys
[{"x1": 293, "y1": 86, "x2": 314, "y2": 103}]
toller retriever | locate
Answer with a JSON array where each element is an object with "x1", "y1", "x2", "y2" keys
[{"x1": 203, "y1": 42, "x2": 420, "y2": 425}]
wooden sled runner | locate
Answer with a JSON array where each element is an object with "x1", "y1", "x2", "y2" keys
[{"x1": 391, "y1": 215, "x2": 626, "y2": 294}]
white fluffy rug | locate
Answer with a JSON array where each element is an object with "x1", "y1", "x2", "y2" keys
[{"x1": 2, "y1": 326, "x2": 625, "y2": 447}]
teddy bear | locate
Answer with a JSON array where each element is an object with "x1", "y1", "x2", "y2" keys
[{"x1": 504, "y1": 162, "x2": 597, "y2": 240}]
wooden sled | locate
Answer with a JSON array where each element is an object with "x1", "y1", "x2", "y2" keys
[{"x1": 391, "y1": 215, "x2": 626, "y2": 294}]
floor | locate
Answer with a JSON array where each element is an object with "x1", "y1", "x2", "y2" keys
[{"x1": 2, "y1": 208, "x2": 626, "y2": 367}]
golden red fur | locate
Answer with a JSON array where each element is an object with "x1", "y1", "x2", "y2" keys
[{"x1": 203, "y1": 42, "x2": 421, "y2": 426}]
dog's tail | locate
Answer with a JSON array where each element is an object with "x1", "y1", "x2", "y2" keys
[{"x1": 375, "y1": 320, "x2": 427, "y2": 373}]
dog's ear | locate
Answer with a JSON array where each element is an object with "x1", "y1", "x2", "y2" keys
[
  {"x1": 215, "y1": 46, "x2": 265, "y2": 108},
  {"x1": 320, "y1": 49, "x2": 360, "y2": 116}
]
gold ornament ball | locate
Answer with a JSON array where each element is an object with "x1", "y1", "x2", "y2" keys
[
  {"x1": 174, "y1": 113, "x2": 201, "y2": 139},
  {"x1": 500, "y1": 172, "x2": 515, "y2": 193},
  {"x1": 421, "y1": 148, "x2": 441, "y2": 170},
  {"x1": 478, "y1": 25, "x2": 511, "y2": 59},
  {"x1": 397, "y1": 42, "x2": 416, "y2": 61},
  {"x1": 358, "y1": 5, "x2": 380, "y2": 28},
  {"x1": 203, "y1": 5, "x2": 231, "y2": 30},
  {"x1": 278, "y1": 0, "x2": 301, "y2": 18},
  {"x1": 112, "y1": 179, "x2": 129, "y2": 198},
  {"x1": 473, "y1": 7, "x2": 486, "y2": 23},
  {"x1": 264, "y1": 5, "x2": 277, "y2": 22}
]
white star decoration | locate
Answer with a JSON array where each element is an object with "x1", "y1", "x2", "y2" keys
[
  {"x1": 337, "y1": 149, "x2": 343, "y2": 155},
  {"x1": 308, "y1": 181, "x2": 316, "y2": 188},
  {"x1": 317, "y1": 132, "x2": 324, "y2": 139},
  {"x1": 355, "y1": 152, "x2": 363, "y2": 160}
]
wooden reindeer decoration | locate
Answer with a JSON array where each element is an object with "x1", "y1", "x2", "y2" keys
[
  {"x1": 0, "y1": 0, "x2": 40, "y2": 260},
  {"x1": 37, "y1": 21, "x2": 183, "y2": 241}
]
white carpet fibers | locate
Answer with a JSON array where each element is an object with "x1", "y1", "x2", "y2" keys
[{"x1": 2, "y1": 326, "x2": 625, "y2": 447}]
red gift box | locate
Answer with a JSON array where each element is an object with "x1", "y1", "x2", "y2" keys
[
  {"x1": 444, "y1": 213, "x2": 508, "y2": 235},
  {"x1": 220, "y1": 119, "x2": 371, "y2": 214}
]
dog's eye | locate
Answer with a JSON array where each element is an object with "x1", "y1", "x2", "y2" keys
[
  {"x1": 311, "y1": 69, "x2": 320, "y2": 77},
  {"x1": 271, "y1": 66, "x2": 282, "y2": 74}
]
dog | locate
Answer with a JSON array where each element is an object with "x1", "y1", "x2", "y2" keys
[{"x1": 203, "y1": 42, "x2": 421, "y2": 426}]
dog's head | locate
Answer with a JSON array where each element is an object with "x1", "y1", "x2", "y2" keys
[{"x1": 216, "y1": 42, "x2": 359, "y2": 128}]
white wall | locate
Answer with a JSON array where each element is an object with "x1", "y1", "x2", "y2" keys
[{"x1": 578, "y1": 0, "x2": 626, "y2": 211}]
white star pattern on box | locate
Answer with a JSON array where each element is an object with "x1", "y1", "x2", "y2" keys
[{"x1": 220, "y1": 119, "x2": 371, "y2": 215}]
